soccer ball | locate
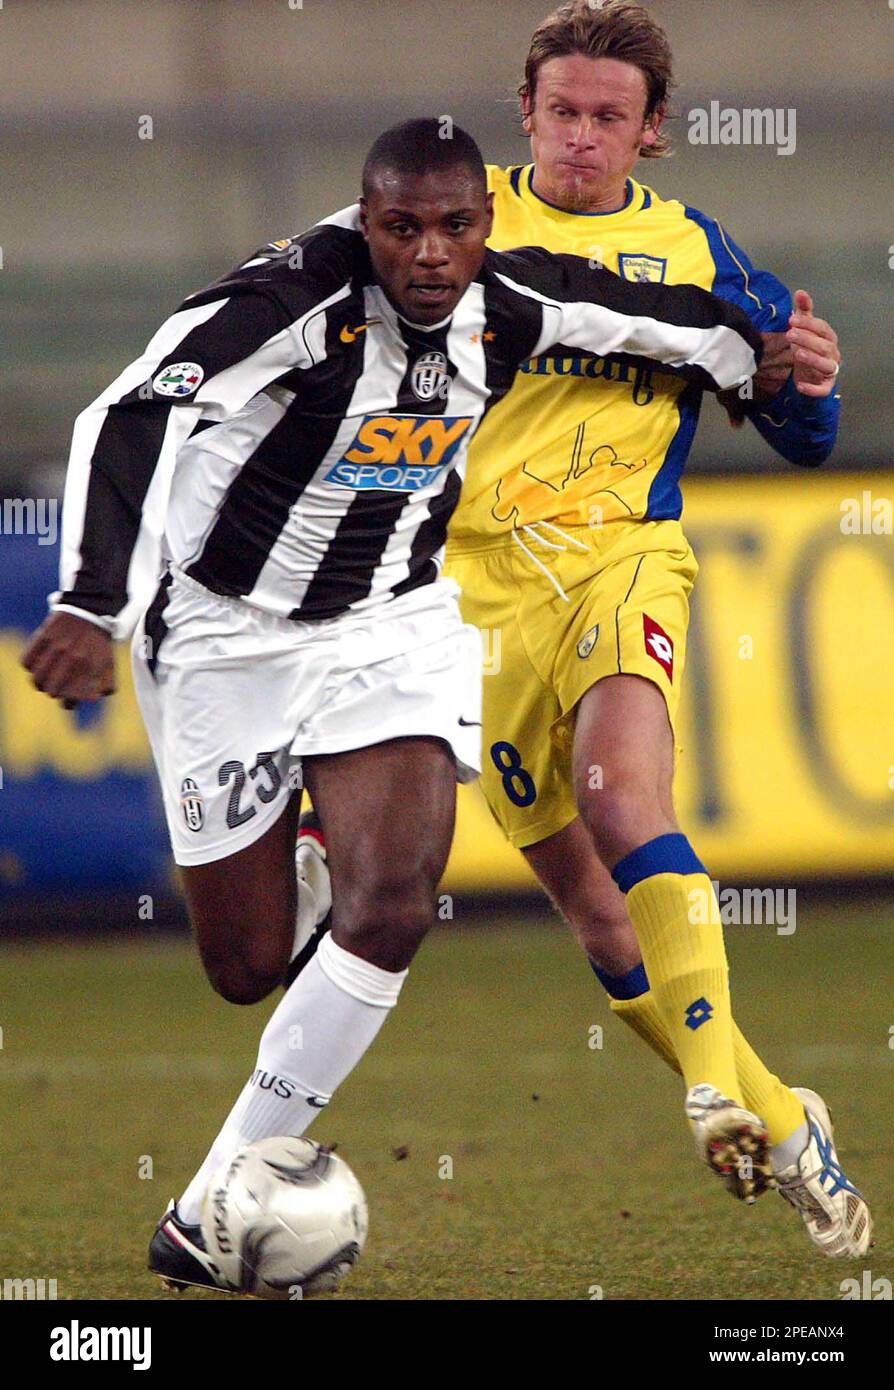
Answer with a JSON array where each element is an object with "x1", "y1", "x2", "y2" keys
[{"x1": 202, "y1": 1136, "x2": 368, "y2": 1299}]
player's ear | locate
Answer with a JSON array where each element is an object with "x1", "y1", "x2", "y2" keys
[
  {"x1": 520, "y1": 86, "x2": 534, "y2": 136},
  {"x1": 358, "y1": 198, "x2": 370, "y2": 242},
  {"x1": 641, "y1": 108, "x2": 664, "y2": 151},
  {"x1": 483, "y1": 191, "x2": 495, "y2": 238}
]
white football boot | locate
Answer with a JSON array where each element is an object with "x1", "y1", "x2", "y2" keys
[
  {"x1": 685, "y1": 1083, "x2": 774, "y2": 1203},
  {"x1": 774, "y1": 1087, "x2": 873, "y2": 1258}
]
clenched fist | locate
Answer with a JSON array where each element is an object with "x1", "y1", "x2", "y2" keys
[{"x1": 21, "y1": 611, "x2": 116, "y2": 708}]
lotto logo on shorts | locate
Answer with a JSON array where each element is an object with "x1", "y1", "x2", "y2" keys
[
  {"x1": 643, "y1": 613, "x2": 674, "y2": 681},
  {"x1": 324, "y1": 414, "x2": 473, "y2": 492}
]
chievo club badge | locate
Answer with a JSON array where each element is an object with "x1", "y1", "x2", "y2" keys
[
  {"x1": 617, "y1": 254, "x2": 667, "y2": 284},
  {"x1": 577, "y1": 624, "x2": 600, "y2": 659},
  {"x1": 152, "y1": 362, "x2": 205, "y2": 397}
]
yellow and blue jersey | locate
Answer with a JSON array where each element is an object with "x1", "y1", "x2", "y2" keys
[{"x1": 447, "y1": 165, "x2": 838, "y2": 546}]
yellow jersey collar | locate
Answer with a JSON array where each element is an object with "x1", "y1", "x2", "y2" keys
[{"x1": 516, "y1": 165, "x2": 646, "y2": 224}]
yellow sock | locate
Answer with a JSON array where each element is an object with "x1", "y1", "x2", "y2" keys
[
  {"x1": 626, "y1": 869, "x2": 741, "y2": 1102},
  {"x1": 610, "y1": 991, "x2": 805, "y2": 1144},
  {"x1": 609, "y1": 993, "x2": 681, "y2": 1075},
  {"x1": 730, "y1": 1026, "x2": 806, "y2": 1145}
]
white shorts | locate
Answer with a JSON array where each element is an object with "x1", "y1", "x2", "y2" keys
[{"x1": 132, "y1": 568, "x2": 482, "y2": 866}]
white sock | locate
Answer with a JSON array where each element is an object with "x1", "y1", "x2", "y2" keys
[
  {"x1": 178, "y1": 934, "x2": 406, "y2": 1224},
  {"x1": 771, "y1": 1120, "x2": 810, "y2": 1174}
]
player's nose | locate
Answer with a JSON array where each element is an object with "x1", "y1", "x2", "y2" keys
[
  {"x1": 568, "y1": 116, "x2": 597, "y2": 148},
  {"x1": 415, "y1": 233, "x2": 450, "y2": 266}
]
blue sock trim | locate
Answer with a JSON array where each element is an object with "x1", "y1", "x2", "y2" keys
[
  {"x1": 611, "y1": 833, "x2": 707, "y2": 894},
  {"x1": 590, "y1": 959, "x2": 650, "y2": 1000}
]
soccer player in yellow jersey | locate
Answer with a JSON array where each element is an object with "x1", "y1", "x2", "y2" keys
[{"x1": 444, "y1": 1, "x2": 871, "y2": 1256}]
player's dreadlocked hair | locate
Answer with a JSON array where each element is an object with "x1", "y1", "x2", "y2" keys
[
  {"x1": 362, "y1": 119, "x2": 487, "y2": 195},
  {"x1": 519, "y1": 0, "x2": 676, "y2": 159}
]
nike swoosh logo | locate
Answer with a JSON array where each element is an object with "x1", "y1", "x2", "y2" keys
[
  {"x1": 306, "y1": 1094, "x2": 329, "y2": 1108},
  {"x1": 340, "y1": 321, "x2": 380, "y2": 344},
  {"x1": 458, "y1": 717, "x2": 481, "y2": 727}
]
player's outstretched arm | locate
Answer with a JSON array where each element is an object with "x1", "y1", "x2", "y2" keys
[{"x1": 492, "y1": 247, "x2": 763, "y2": 395}]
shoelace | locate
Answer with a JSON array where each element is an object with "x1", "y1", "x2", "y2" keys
[{"x1": 510, "y1": 521, "x2": 590, "y2": 604}]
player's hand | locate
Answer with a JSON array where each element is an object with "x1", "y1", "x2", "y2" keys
[
  {"x1": 21, "y1": 611, "x2": 116, "y2": 708},
  {"x1": 718, "y1": 334, "x2": 791, "y2": 422},
  {"x1": 786, "y1": 289, "x2": 841, "y2": 398},
  {"x1": 755, "y1": 331, "x2": 794, "y2": 397}
]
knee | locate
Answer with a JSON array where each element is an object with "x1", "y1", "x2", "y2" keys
[
  {"x1": 577, "y1": 783, "x2": 660, "y2": 868},
  {"x1": 201, "y1": 942, "x2": 285, "y2": 1005},
  {"x1": 335, "y1": 870, "x2": 436, "y2": 971}
]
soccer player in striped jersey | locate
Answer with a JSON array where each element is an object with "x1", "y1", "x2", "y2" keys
[
  {"x1": 442, "y1": 1, "x2": 869, "y2": 1257},
  {"x1": 22, "y1": 119, "x2": 763, "y2": 1294}
]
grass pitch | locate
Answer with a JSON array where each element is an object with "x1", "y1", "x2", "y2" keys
[{"x1": 2, "y1": 898, "x2": 890, "y2": 1300}]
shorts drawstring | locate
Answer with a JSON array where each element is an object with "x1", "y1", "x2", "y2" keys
[{"x1": 510, "y1": 522, "x2": 590, "y2": 604}]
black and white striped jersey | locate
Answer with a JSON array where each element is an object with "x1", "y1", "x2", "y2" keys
[{"x1": 52, "y1": 204, "x2": 761, "y2": 637}]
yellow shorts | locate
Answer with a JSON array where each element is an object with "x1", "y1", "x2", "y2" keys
[{"x1": 443, "y1": 518, "x2": 698, "y2": 849}]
